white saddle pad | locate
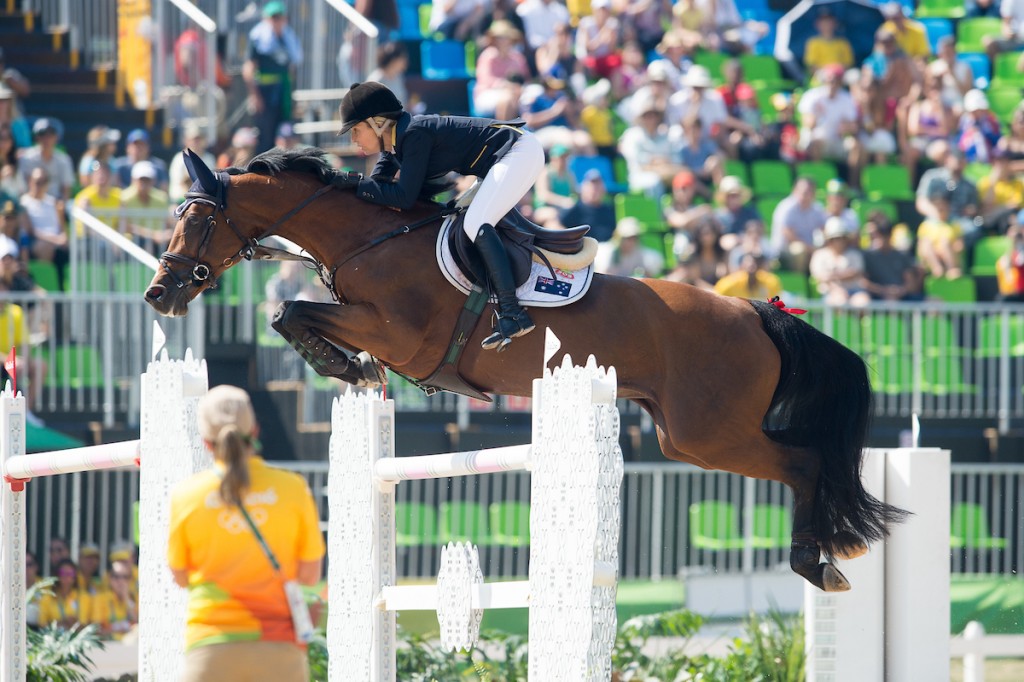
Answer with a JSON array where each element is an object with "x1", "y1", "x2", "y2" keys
[{"x1": 435, "y1": 216, "x2": 594, "y2": 308}]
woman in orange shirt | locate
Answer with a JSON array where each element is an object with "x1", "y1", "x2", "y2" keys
[{"x1": 168, "y1": 385, "x2": 325, "y2": 682}]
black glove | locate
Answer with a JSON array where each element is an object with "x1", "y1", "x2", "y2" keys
[{"x1": 331, "y1": 171, "x2": 363, "y2": 189}]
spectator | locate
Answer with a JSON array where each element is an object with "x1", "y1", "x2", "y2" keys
[
  {"x1": 863, "y1": 29, "x2": 921, "y2": 129},
  {"x1": 429, "y1": 0, "x2": 487, "y2": 41},
  {"x1": 18, "y1": 118, "x2": 74, "y2": 201},
  {"x1": 39, "y1": 558, "x2": 91, "y2": 629},
  {"x1": 852, "y1": 69, "x2": 898, "y2": 168},
  {"x1": 810, "y1": 217, "x2": 870, "y2": 306},
  {"x1": 669, "y1": 66, "x2": 758, "y2": 158},
  {"x1": 580, "y1": 79, "x2": 616, "y2": 159},
  {"x1": 695, "y1": 0, "x2": 769, "y2": 55},
  {"x1": 168, "y1": 385, "x2": 325, "y2": 680},
  {"x1": 879, "y1": 2, "x2": 931, "y2": 60},
  {"x1": 618, "y1": 92, "x2": 680, "y2": 197},
  {"x1": 663, "y1": 257, "x2": 714, "y2": 288},
  {"x1": 713, "y1": 175, "x2": 762, "y2": 239},
  {"x1": 0, "y1": 86, "x2": 30, "y2": 150},
  {"x1": 121, "y1": 160, "x2": 172, "y2": 251},
  {"x1": 958, "y1": 89, "x2": 1002, "y2": 163},
  {"x1": 714, "y1": 251, "x2": 782, "y2": 299},
  {"x1": 575, "y1": 0, "x2": 621, "y2": 80},
  {"x1": 917, "y1": 192, "x2": 964, "y2": 279},
  {"x1": 824, "y1": 179, "x2": 859, "y2": 235},
  {"x1": 517, "y1": 0, "x2": 571, "y2": 54},
  {"x1": 621, "y1": 0, "x2": 672, "y2": 54},
  {"x1": 522, "y1": 76, "x2": 578, "y2": 131},
  {"x1": 716, "y1": 59, "x2": 751, "y2": 119},
  {"x1": 771, "y1": 177, "x2": 828, "y2": 272},
  {"x1": 687, "y1": 219, "x2": 730, "y2": 286},
  {"x1": 803, "y1": 8, "x2": 854, "y2": 73},
  {"x1": 728, "y1": 85, "x2": 770, "y2": 162},
  {"x1": 861, "y1": 216, "x2": 924, "y2": 301},
  {"x1": 473, "y1": 20, "x2": 529, "y2": 118},
  {"x1": 169, "y1": 122, "x2": 216, "y2": 203},
  {"x1": 674, "y1": 116, "x2": 723, "y2": 196},
  {"x1": 998, "y1": 104, "x2": 1024, "y2": 175},
  {"x1": 984, "y1": 0, "x2": 1024, "y2": 61},
  {"x1": 0, "y1": 47, "x2": 30, "y2": 116},
  {"x1": 20, "y1": 167, "x2": 68, "y2": 290},
  {"x1": 48, "y1": 536, "x2": 70, "y2": 577},
  {"x1": 74, "y1": 161, "x2": 121, "y2": 228},
  {"x1": 534, "y1": 22, "x2": 579, "y2": 83},
  {"x1": 274, "y1": 122, "x2": 302, "y2": 150},
  {"x1": 916, "y1": 147, "x2": 980, "y2": 233},
  {"x1": 664, "y1": 169, "x2": 714, "y2": 239},
  {"x1": 797, "y1": 65, "x2": 863, "y2": 186},
  {"x1": 0, "y1": 200, "x2": 20, "y2": 257},
  {"x1": 244, "y1": 1, "x2": 304, "y2": 153},
  {"x1": 558, "y1": 169, "x2": 616, "y2": 241},
  {"x1": 78, "y1": 126, "x2": 122, "y2": 189},
  {"x1": 968, "y1": 0, "x2": 1001, "y2": 16},
  {"x1": 617, "y1": 60, "x2": 675, "y2": 126},
  {"x1": 173, "y1": 24, "x2": 232, "y2": 91},
  {"x1": 115, "y1": 129, "x2": 169, "y2": 190},
  {"x1": 91, "y1": 559, "x2": 138, "y2": 641},
  {"x1": 595, "y1": 217, "x2": 665, "y2": 277},
  {"x1": 367, "y1": 41, "x2": 409, "y2": 107},
  {"x1": 76, "y1": 543, "x2": 103, "y2": 595},
  {"x1": 996, "y1": 222, "x2": 1024, "y2": 301},
  {"x1": 762, "y1": 92, "x2": 802, "y2": 163},
  {"x1": 0, "y1": 122, "x2": 22, "y2": 199},
  {"x1": 726, "y1": 218, "x2": 777, "y2": 269},
  {"x1": 534, "y1": 143, "x2": 576, "y2": 210},
  {"x1": 108, "y1": 541, "x2": 139, "y2": 597},
  {"x1": 647, "y1": 30, "x2": 692, "y2": 91},
  {"x1": 218, "y1": 126, "x2": 261, "y2": 169},
  {"x1": 612, "y1": 41, "x2": 650, "y2": 101},
  {"x1": 930, "y1": 36, "x2": 973, "y2": 111},
  {"x1": 974, "y1": 149, "x2": 1024, "y2": 235},
  {"x1": 26, "y1": 550, "x2": 41, "y2": 628},
  {"x1": 904, "y1": 69, "x2": 956, "y2": 174}
]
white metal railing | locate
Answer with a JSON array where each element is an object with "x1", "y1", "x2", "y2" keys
[
  {"x1": 952, "y1": 622, "x2": 1024, "y2": 677},
  {"x1": 22, "y1": 461, "x2": 1023, "y2": 583},
  {"x1": 23, "y1": 0, "x2": 118, "y2": 68}
]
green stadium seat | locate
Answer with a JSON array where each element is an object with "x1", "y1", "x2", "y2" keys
[
  {"x1": 615, "y1": 192, "x2": 665, "y2": 228},
  {"x1": 863, "y1": 312, "x2": 909, "y2": 356},
  {"x1": 862, "y1": 164, "x2": 914, "y2": 201},
  {"x1": 795, "y1": 161, "x2": 839, "y2": 189},
  {"x1": 688, "y1": 500, "x2": 746, "y2": 551},
  {"x1": 756, "y1": 197, "x2": 783, "y2": 234},
  {"x1": 723, "y1": 158, "x2": 750, "y2": 186},
  {"x1": 971, "y1": 235, "x2": 1010, "y2": 276},
  {"x1": 693, "y1": 51, "x2": 729, "y2": 84},
  {"x1": 750, "y1": 504, "x2": 792, "y2": 549},
  {"x1": 438, "y1": 501, "x2": 491, "y2": 545},
  {"x1": 976, "y1": 315, "x2": 1024, "y2": 358},
  {"x1": 950, "y1": 502, "x2": 1007, "y2": 549},
  {"x1": 396, "y1": 502, "x2": 439, "y2": 546},
  {"x1": 750, "y1": 159, "x2": 793, "y2": 197},
  {"x1": 489, "y1": 501, "x2": 531, "y2": 546},
  {"x1": 26, "y1": 260, "x2": 60, "y2": 292},
  {"x1": 738, "y1": 54, "x2": 794, "y2": 88},
  {"x1": 963, "y1": 162, "x2": 992, "y2": 184},
  {"x1": 922, "y1": 354, "x2": 977, "y2": 395},
  {"x1": 827, "y1": 310, "x2": 867, "y2": 353},
  {"x1": 955, "y1": 17, "x2": 1002, "y2": 54},
  {"x1": 776, "y1": 270, "x2": 809, "y2": 298},
  {"x1": 990, "y1": 52, "x2": 1024, "y2": 89},
  {"x1": 866, "y1": 352, "x2": 913, "y2": 395},
  {"x1": 924, "y1": 275, "x2": 977, "y2": 302},
  {"x1": 916, "y1": 0, "x2": 966, "y2": 18},
  {"x1": 852, "y1": 198, "x2": 898, "y2": 227},
  {"x1": 987, "y1": 87, "x2": 1020, "y2": 124},
  {"x1": 53, "y1": 345, "x2": 104, "y2": 388}
]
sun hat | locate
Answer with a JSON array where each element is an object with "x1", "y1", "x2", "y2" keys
[
  {"x1": 487, "y1": 19, "x2": 522, "y2": 41},
  {"x1": 681, "y1": 66, "x2": 714, "y2": 89},
  {"x1": 198, "y1": 384, "x2": 256, "y2": 443},
  {"x1": 715, "y1": 175, "x2": 752, "y2": 204},
  {"x1": 616, "y1": 217, "x2": 643, "y2": 239},
  {"x1": 131, "y1": 160, "x2": 158, "y2": 180},
  {"x1": 823, "y1": 216, "x2": 849, "y2": 240},
  {"x1": 964, "y1": 89, "x2": 989, "y2": 113},
  {"x1": 646, "y1": 61, "x2": 672, "y2": 83}
]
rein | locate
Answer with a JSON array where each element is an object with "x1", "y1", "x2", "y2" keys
[{"x1": 334, "y1": 209, "x2": 450, "y2": 271}]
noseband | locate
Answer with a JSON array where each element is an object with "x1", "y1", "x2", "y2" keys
[{"x1": 161, "y1": 179, "x2": 336, "y2": 292}]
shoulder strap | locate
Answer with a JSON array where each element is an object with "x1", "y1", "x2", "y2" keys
[{"x1": 238, "y1": 504, "x2": 282, "y2": 574}]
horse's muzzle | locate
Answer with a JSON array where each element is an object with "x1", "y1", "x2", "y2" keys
[{"x1": 144, "y1": 284, "x2": 188, "y2": 317}]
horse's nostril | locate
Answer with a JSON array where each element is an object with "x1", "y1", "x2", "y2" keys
[{"x1": 145, "y1": 286, "x2": 164, "y2": 302}]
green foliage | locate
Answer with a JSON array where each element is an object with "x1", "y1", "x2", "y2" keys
[{"x1": 26, "y1": 623, "x2": 104, "y2": 682}]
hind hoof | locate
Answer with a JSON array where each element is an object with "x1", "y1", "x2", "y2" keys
[
  {"x1": 832, "y1": 532, "x2": 868, "y2": 560},
  {"x1": 822, "y1": 564, "x2": 851, "y2": 592}
]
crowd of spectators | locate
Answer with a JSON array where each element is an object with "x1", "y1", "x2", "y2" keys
[{"x1": 27, "y1": 536, "x2": 139, "y2": 639}]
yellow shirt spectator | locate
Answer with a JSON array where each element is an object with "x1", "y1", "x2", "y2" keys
[
  {"x1": 977, "y1": 174, "x2": 1024, "y2": 211},
  {"x1": 0, "y1": 300, "x2": 27, "y2": 357},
  {"x1": 581, "y1": 104, "x2": 616, "y2": 148},
  {"x1": 714, "y1": 269, "x2": 783, "y2": 299},
  {"x1": 168, "y1": 456, "x2": 325, "y2": 651},
  {"x1": 39, "y1": 589, "x2": 92, "y2": 628},
  {"x1": 882, "y1": 19, "x2": 930, "y2": 59},
  {"x1": 804, "y1": 37, "x2": 855, "y2": 71}
]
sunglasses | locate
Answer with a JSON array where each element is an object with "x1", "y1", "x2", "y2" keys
[
  {"x1": 110, "y1": 573, "x2": 131, "y2": 580},
  {"x1": 58, "y1": 571, "x2": 76, "y2": 577}
]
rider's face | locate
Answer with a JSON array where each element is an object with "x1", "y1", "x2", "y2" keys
[{"x1": 350, "y1": 121, "x2": 379, "y2": 156}]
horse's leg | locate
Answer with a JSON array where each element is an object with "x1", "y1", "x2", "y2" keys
[{"x1": 272, "y1": 301, "x2": 384, "y2": 386}]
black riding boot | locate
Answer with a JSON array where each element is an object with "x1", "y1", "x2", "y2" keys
[{"x1": 474, "y1": 223, "x2": 535, "y2": 351}]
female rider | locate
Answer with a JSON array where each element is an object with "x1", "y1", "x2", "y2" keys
[{"x1": 333, "y1": 81, "x2": 545, "y2": 352}]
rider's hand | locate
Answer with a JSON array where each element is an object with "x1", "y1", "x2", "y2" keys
[{"x1": 331, "y1": 171, "x2": 363, "y2": 189}]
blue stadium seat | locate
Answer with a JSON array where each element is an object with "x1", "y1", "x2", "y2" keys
[
  {"x1": 397, "y1": 3, "x2": 423, "y2": 40},
  {"x1": 920, "y1": 18, "x2": 954, "y2": 54},
  {"x1": 421, "y1": 40, "x2": 472, "y2": 80},
  {"x1": 958, "y1": 52, "x2": 990, "y2": 88},
  {"x1": 568, "y1": 155, "x2": 627, "y2": 193}
]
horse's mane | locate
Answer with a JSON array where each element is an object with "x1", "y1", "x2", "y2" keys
[{"x1": 233, "y1": 146, "x2": 453, "y2": 203}]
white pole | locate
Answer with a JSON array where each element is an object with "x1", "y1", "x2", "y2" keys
[
  {"x1": 4, "y1": 440, "x2": 140, "y2": 479},
  {"x1": 963, "y1": 621, "x2": 986, "y2": 682},
  {"x1": 0, "y1": 388, "x2": 26, "y2": 682},
  {"x1": 373, "y1": 445, "x2": 531, "y2": 482}
]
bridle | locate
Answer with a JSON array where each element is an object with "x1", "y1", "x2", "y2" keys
[{"x1": 160, "y1": 175, "x2": 335, "y2": 291}]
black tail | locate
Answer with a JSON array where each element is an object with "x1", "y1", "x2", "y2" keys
[{"x1": 750, "y1": 300, "x2": 909, "y2": 557}]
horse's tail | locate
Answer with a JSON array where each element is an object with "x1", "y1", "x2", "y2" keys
[{"x1": 750, "y1": 300, "x2": 909, "y2": 558}]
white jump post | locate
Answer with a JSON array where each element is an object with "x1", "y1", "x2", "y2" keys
[
  {"x1": 805, "y1": 447, "x2": 951, "y2": 681},
  {"x1": 0, "y1": 347, "x2": 209, "y2": 682},
  {"x1": 328, "y1": 335, "x2": 623, "y2": 681}
]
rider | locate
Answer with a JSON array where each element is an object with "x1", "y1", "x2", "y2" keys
[{"x1": 333, "y1": 81, "x2": 544, "y2": 352}]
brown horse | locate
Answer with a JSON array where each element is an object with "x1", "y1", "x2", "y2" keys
[{"x1": 146, "y1": 148, "x2": 906, "y2": 592}]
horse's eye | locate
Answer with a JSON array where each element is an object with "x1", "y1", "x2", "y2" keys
[{"x1": 184, "y1": 214, "x2": 200, "y2": 230}]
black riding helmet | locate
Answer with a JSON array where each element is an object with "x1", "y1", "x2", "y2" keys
[{"x1": 338, "y1": 82, "x2": 404, "y2": 135}]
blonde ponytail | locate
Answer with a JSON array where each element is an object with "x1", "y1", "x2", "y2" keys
[{"x1": 215, "y1": 425, "x2": 252, "y2": 506}]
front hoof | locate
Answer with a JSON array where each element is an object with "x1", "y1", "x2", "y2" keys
[
  {"x1": 821, "y1": 563, "x2": 851, "y2": 592},
  {"x1": 354, "y1": 351, "x2": 385, "y2": 388}
]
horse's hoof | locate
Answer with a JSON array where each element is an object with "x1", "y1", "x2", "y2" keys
[
  {"x1": 832, "y1": 531, "x2": 868, "y2": 560},
  {"x1": 355, "y1": 351, "x2": 386, "y2": 388},
  {"x1": 821, "y1": 563, "x2": 851, "y2": 592}
]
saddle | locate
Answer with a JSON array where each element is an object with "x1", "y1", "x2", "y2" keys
[{"x1": 447, "y1": 207, "x2": 591, "y2": 288}]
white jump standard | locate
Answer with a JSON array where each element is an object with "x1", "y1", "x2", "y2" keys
[{"x1": 328, "y1": 351, "x2": 624, "y2": 682}]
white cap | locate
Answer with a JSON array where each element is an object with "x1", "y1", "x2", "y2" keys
[
  {"x1": 823, "y1": 217, "x2": 849, "y2": 240},
  {"x1": 964, "y1": 89, "x2": 989, "y2": 113},
  {"x1": 131, "y1": 160, "x2": 157, "y2": 180}
]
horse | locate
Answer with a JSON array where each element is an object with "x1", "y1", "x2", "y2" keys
[{"x1": 145, "y1": 147, "x2": 907, "y2": 592}]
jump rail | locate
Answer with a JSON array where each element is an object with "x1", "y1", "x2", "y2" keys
[
  {"x1": 328, "y1": 333, "x2": 624, "y2": 682},
  {"x1": 0, "y1": 348, "x2": 209, "y2": 682}
]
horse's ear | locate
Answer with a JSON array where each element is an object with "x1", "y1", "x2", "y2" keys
[{"x1": 182, "y1": 148, "x2": 218, "y2": 195}]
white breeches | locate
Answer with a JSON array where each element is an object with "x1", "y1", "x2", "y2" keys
[{"x1": 463, "y1": 132, "x2": 545, "y2": 241}]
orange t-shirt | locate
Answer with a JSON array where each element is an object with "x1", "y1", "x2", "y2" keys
[{"x1": 167, "y1": 457, "x2": 325, "y2": 651}]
